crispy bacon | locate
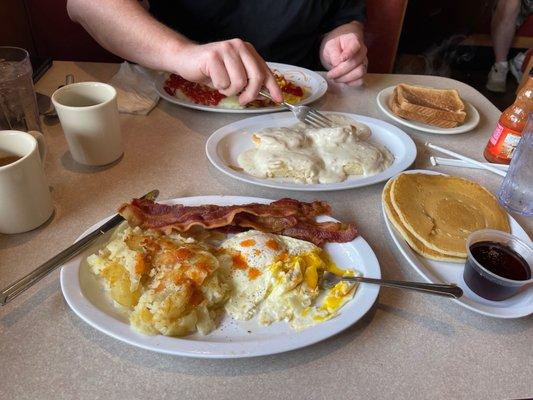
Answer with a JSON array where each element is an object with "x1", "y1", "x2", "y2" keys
[
  {"x1": 281, "y1": 220, "x2": 358, "y2": 245},
  {"x1": 118, "y1": 198, "x2": 357, "y2": 246}
]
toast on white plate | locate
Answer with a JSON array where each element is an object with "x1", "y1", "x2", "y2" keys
[{"x1": 389, "y1": 84, "x2": 467, "y2": 128}]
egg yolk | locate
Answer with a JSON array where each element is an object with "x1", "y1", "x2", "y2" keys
[
  {"x1": 270, "y1": 250, "x2": 355, "y2": 291},
  {"x1": 319, "y1": 282, "x2": 354, "y2": 313},
  {"x1": 304, "y1": 263, "x2": 318, "y2": 289}
]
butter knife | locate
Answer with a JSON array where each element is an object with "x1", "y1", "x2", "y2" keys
[{"x1": 0, "y1": 190, "x2": 159, "y2": 305}]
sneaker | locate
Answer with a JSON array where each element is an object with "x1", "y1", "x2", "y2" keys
[
  {"x1": 509, "y1": 52, "x2": 525, "y2": 83},
  {"x1": 486, "y1": 61, "x2": 509, "y2": 93}
]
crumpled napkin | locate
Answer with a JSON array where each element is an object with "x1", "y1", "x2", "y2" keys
[{"x1": 109, "y1": 61, "x2": 160, "y2": 115}]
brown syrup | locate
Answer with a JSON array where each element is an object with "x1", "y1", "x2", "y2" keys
[
  {"x1": 470, "y1": 241, "x2": 530, "y2": 281},
  {"x1": 464, "y1": 241, "x2": 531, "y2": 301}
]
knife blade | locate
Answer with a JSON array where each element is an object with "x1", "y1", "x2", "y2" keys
[{"x1": 0, "y1": 190, "x2": 159, "y2": 305}]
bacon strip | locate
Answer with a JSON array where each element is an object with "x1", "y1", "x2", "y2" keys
[
  {"x1": 281, "y1": 221, "x2": 358, "y2": 246},
  {"x1": 118, "y1": 198, "x2": 357, "y2": 246}
]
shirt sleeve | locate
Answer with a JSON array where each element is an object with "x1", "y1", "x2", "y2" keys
[{"x1": 321, "y1": 0, "x2": 365, "y2": 33}]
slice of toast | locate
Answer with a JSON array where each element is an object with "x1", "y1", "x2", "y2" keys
[
  {"x1": 389, "y1": 87, "x2": 460, "y2": 128},
  {"x1": 396, "y1": 84, "x2": 466, "y2": 123}
]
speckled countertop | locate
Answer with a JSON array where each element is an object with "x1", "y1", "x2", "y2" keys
[{"x1": 0, "y1": 61, "x2": 531, "y2": 400}]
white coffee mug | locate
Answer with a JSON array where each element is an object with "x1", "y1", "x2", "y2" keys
[
  {"x1": 0, "y1": 130, "x2": 54, "y2": 234},
  {"x1": 52, "y1": 82, "x2": 123, "y2": 166}
]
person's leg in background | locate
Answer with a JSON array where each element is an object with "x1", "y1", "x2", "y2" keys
[
  {"x1": 487, "y1": 0, "x2": 521, "y2": 92},
  {"x1": 509, "y1": 0, "x2": 533, "y2": 82}
]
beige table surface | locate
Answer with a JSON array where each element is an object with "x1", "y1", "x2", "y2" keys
[{"x1": 1, "y1": 61, "x2": 531, "y2": 400}]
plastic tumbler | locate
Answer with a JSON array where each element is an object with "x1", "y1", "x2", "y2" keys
[
  {"x1": 0, "y1": 47, "x2": 41, "y2": 132},
  {"x1": 498, "y1": 113, "x2": 533, "y2": 216}
]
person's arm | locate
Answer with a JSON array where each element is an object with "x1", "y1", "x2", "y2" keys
[{"x1": 67, "y1": 0, "x2": 282, "y2": 103}]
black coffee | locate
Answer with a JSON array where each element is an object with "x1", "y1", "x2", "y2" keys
[{"x1": 0, "y1": 155, "x2": 21, "y2": 166}]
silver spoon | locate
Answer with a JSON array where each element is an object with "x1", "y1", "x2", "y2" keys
[
  {"x1": 37, "y1": 74, "x2": 75, "y2": 118},
  {"x1": 323, "y1": 272, "x2": 463, "y2": 298}
]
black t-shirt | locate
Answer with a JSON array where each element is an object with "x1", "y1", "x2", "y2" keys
[{"x1": 149, "y1": 0, "x2": 365, "y2": 69}]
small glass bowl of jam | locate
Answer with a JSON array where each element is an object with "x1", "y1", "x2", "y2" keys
[{"x1": 464, "y1": 229, "x2": 532, "y2": 301}]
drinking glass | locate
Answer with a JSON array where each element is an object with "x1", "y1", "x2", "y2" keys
[
  {"x1": 498, "y1": 113, "x2": 533, "y2": 216},
  {"x1": 0, "y1": 47, "x2": 41, "y2": 132}
]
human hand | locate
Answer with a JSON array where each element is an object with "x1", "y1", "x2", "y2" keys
[
  {"x1": 321, "y1": 32, "x2": 368, "y2": 87},
  {"x1": 173, "y1": 39, "x2": 283, "y2": 104}
]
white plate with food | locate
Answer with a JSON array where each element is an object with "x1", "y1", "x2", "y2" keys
[
  {"x1": 155, "y1": 62, "x2": 328, "y2": 113},
  {"x1": 382, "y1": 169, "x2": 532, "y2": 318},
  {"x1": 61, "y1": 195, "x2": 381, "y2": 358},
  {"x1": 376, "y1": 85, "x2": 480, "y2": 134},
  {"x1": 205, "y1": 112, "x2": 417, "y2": 191}
]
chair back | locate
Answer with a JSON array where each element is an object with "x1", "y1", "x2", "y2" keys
[{"x1": 365, "y1": 0, "x2": 409, "y2": 73}]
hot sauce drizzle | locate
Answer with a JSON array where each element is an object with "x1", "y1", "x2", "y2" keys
[
  {"x1": 232, "y1": 253, "x2": 248, "y2": 269},
  {"x1": 164, "y1": 72, "x2": 304, "y2": 107}
]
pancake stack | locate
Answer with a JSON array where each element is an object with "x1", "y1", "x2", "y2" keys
[{"x1": 382, "y1": 173, "x2": 510, "y2": 262}]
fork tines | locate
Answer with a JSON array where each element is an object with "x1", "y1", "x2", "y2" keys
[{"x1": 305, "y1": 109, "x2": 333, "y2": 128}]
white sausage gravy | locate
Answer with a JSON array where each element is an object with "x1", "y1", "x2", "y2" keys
[{"x1": 238, "y1": 115, "x2": 394, "y2": 184}]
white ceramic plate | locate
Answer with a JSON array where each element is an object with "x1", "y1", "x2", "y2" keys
[
  {"x1": 376, "y1": 86, "x2": 480, "y2": 134},
  {"x1": 382, "y1": 170, "x2": 532, "y2": 318},
  {"x1": 205, "y1": 112, "x2": 417, "y2": 191},
  {"x1": 155, "y1": 62, "x2": 328, "y2": 114},
  {"x1": 61, "y1": 195, "x2": 381, "y2": 358}
]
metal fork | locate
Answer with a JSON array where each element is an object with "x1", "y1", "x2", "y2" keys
[
  {"x1": 259, "y1": 89, "x2": 333, "y2": 128},
  {"x1": 323, "y1": 272, "x2": 463, "y2": 299}
]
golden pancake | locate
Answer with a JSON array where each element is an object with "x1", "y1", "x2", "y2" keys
[
  {"x1": 382, "y1": 178, "x2": 465, "y2": 263},
  {"x1": 390, "y1": 173, "x2": 510, "y2": 258}
]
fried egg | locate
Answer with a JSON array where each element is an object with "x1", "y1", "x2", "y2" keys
[
  {"x1": 221, "y1": 230, "x2": 290, "y2": 320},
  {"x1": 221, "y1": 230, "x2": 358, "y2": 330}
]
